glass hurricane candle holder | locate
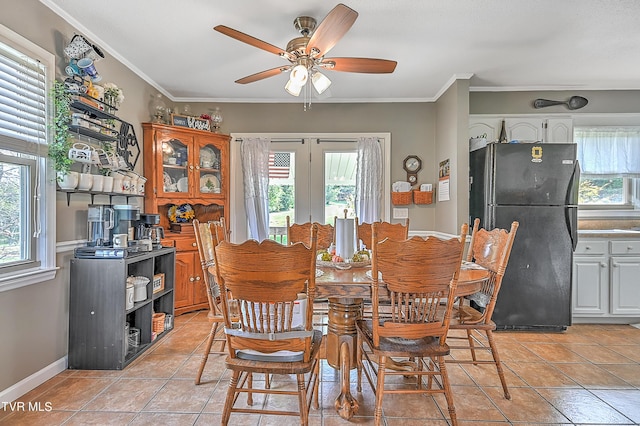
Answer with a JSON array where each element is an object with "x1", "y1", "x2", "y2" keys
[
  {"x1": 210, "y1": 107, "x2": 223, "y2": 133},
  {"x1": 150, "y1": 93, "x2": 167, "y2": 124}
]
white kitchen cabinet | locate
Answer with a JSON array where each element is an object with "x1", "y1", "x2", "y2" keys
[
  {"x1": 546, "y1": 118, "x2": 573, "y2": 142},
  {"x1": 610, "y1": 240, "x2": 640, "y2": 315},
  {"x1": 469, "y1": 116, "x2": 573, "y2": 144},
  {"x1": 572, "y1": 255, "x2": 608, "y2": 315},
  {"x1": 505, "y1": 118, "x2": 544, "y2": 142},
  {"x1": 572, "y1": 237, "x2": 640, "y2": 323},
  {"x1": 469, "y1": 117, "x2": 502, "y2": 141}
]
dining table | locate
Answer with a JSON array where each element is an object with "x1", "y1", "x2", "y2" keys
[{"x1": 314, "y1": 262, "x2": 490, "y2": 420}]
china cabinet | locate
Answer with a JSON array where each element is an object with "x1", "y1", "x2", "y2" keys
[
  {"x1": 68, "y1": 248, "x2": 175, "y2": 370},
  {"x1": 142, "y1": 123, "x2": 230, "y2": 315}
]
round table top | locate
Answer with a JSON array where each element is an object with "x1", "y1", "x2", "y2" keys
[{"x1": 314, "y1": 263, "x2": 489, "y2": 299}]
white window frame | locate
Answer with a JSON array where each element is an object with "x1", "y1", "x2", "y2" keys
[
  {"x1": 0, "y1": 24, "x2": 57, "y2": 292},
  {"x1": 573, "y1": 119, "x2": 640, "y2": 219}
]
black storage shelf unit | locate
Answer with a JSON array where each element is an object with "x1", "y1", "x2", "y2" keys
[{"x1": 69, "y1": 247, "x2": 175, "y2": 370}]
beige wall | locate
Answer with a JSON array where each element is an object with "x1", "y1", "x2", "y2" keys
[
  {"x1": 434, "y1": 79, "x2": 470, "y2": 234},
  {"x1": 470, "y1": 90, "x2": 640, "y2": 115},
  {"x1": 185, "y1": 102, "x2": 438, "y2": 231}
]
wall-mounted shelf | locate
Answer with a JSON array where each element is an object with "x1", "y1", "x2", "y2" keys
[
  {"x1": 67, "y1": 92, "x2": 140, "y2": 171},
  {"x1": 58, "y1": 189, "x2": 143, "y2": 206},
  {"x1": 70, "y1": 94, "x2": 118, "y2": 120},
  {"x1": 69, "y1": 124, "x2": 118, "y2": 142}
]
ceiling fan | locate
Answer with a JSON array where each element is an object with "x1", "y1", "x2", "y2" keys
[{"x1": 214, "y1": 3, "x2": 397, "y2": 100}]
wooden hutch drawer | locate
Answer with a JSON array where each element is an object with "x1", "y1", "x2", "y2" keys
[{"x1": 173, "y1": 236, "x2": 198, "y2": 252}]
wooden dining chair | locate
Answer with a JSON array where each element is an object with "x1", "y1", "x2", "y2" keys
[
  {"x1": 446, "y1": 218, "x2": 519, "y2": 399},
  {"x1": 286, "y1": 215, "x2": 334, "y2": 249},
  {"x1": 355, "y1": 218, "x2": 409, "y2": 250},
  {"x1": 356, "y1": 223, "x2": 468, "y2": 426},
  {"x1": 211, "y1": 225, "x2": 322, "y2": 425},
  {"x1": 193, "y1": 219, "x2": 227, "y2": 385}
]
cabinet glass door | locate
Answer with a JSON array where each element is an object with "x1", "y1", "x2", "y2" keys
[
  {"x1": 162, "y1": 138, "x2": 189, "y2": 194},
  {"x1": 196, "y1": 142, "x2": 222, "y2": 196}
]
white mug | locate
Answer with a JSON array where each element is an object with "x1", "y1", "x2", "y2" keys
[{"x1": 113, "y1": 233, "x2": 128, "y2": 248}]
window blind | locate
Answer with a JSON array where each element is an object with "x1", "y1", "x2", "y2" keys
[{"x1": 0, "y1": 40, "x2": 47, "y2": 151}]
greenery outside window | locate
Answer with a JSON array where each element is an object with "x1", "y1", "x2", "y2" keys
[
  {"x1": 0, "y1": 25, "x2": 56, "y2": 291},
  {"x1": 575, "y1": 127, "x2": 640, "y2": 210}
]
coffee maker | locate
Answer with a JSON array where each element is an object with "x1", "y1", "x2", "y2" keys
[
  {"x1": 87, "y1": 204, "x2": 114, "y2": 246},
  {"x1": 79, "y1": 204, "x2": 141, "y2": 258},
  {"x1": 111, "y1": 204, "x2": 141, "y2": 245},
  {"x1": 134, "y1": 213, "x2": 164, "y2": 250}
]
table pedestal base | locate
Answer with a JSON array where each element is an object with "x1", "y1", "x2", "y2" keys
[{"x1": 326, "y1": 297, "x2": 362, "y2": 420}]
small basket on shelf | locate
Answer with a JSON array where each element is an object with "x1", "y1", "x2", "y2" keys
[
  {"x1": 391, "y1": 191, "x2": 412, "y2": 205},
  {"x1": 413, "y1": 190, "x2": 434, "y2": 205},
  {"x1": 152, "y1": 312, "x2": 166, "y2": 334}
]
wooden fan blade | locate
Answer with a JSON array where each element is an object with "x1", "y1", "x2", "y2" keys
[
  {"x1": 214, "y1": 25, "x2": 287, "y2": 57},
  {"x1": 322, "y1": 57, "x2": 397, "y2": 73},
  {"x1": 235, "y1": 66, "x2": 290, "y2": 84},
  {"x1": 306, "y1": 4, "x2": 358, "y2": 58}
]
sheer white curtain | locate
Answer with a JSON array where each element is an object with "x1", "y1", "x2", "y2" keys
[
  {"x1": 576, "y1": 127, "x2": 640, "y2": 177},
  {"x1": 355, "y1": 136, "x2": 383, "y2": 223},
  {"x1": 241, "y1": 137, "x2": 270, "y2": 241}
]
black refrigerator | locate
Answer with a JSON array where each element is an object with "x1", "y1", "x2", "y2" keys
[{"x1": 469, "y1": 142, "x2": 580, "y2": 331}]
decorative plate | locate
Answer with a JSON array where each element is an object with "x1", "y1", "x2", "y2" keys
[
  {"x1": 168, "y1": 203, "x2": 195, "y2": 223},
  {"x1": 177, "y1": 177, "x2": 189, "y2": 192},
  {"x1": 199, "y1": 147, "x2": 215, "y2": 166},
  {"x1": 200, "y1": 174, "x2": 220, "y2": 192},
  {"x1": 163, "y1": 172, "x2": 173, "y2": 188}
]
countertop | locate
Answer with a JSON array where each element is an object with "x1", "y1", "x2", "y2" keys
[{"x1": 578, "y1": 229, "x2": 640, "y2": 239}]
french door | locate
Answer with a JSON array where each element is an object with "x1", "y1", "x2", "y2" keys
[
  {"x1": 230, "y1": 133, "x2": 390, "y2": 242},
  {"x1": 269, "y1": 139, "x2": 358, "y2": 233}
]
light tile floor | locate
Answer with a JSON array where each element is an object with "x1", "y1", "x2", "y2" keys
[{"x1": 2, "y1": 311, "x2": 640, "y2": 425}]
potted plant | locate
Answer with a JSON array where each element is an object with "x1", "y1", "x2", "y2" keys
[{"x1": 49, "y1": 80, "x2": 77, "y2": 188}]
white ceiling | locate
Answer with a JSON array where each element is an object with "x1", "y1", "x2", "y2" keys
[{"x1": 42, "y1": 0, "x2": 640, "y2": 103}]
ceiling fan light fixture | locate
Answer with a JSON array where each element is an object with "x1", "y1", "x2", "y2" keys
[
  {"x1": 311, "y1": 70, "x2": 331, "y2": 94},
  {"x1": 289, "y1": 64, "x2": 309, "y2": 85},
  {"x1": 285, "y1": 79, "x2": 303, "y2": 96}
]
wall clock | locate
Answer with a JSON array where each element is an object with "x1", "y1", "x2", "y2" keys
[{"x1": 403, "y1": 155, "x2": 422, "y2": 184}]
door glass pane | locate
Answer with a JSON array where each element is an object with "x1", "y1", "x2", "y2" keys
[
  {"x1": 268, "y1": 151, "x2": 294, "y2": 243},
  {"x1": 162, "y1": 138, "x2": 188, "y2": 193},
  {"x1": 324, "y1": 152, "x2": 357, "y2": 223},
  {"x1": 199, "y1": 143, "x2": 221, "y2": 194}
]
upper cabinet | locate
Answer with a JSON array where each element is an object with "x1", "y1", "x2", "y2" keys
[
  {"x1": 469, "y1": 116, "x2": 573, "y2": 144},
  {"x1": 142, "y1": 123, "x2": 230, "y2": 230}
]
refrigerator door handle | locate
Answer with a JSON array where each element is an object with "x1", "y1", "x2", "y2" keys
[
  {"x1": 566, "y1": 207, "x2": 578, "y2": 251},
  {"x1": 566, "y1": 160, "x2": 581, "y2": 206}
]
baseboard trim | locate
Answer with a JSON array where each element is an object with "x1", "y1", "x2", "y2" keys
[{"x1": 0, "y1": 356, "x2": 67, "y2": 403}]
